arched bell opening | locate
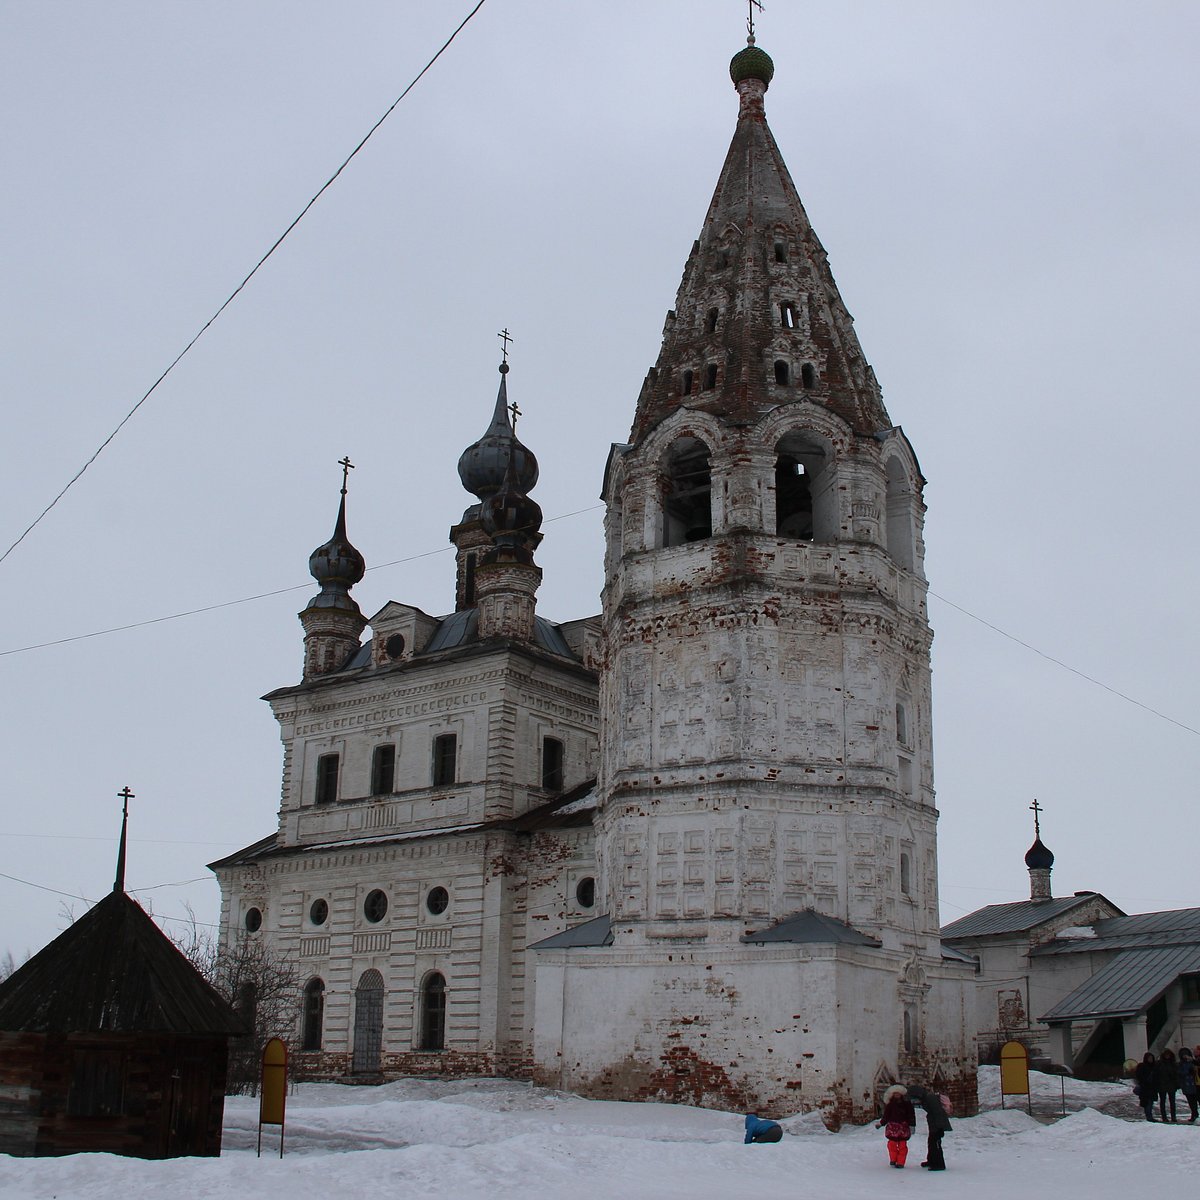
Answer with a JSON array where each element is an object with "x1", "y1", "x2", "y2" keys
[
  {"x1": 774, "y1": 431, "x2": 833, "y2": 541},
  {"x1": 885, "y1": 456, "x2": 916, "y2": 571},
  {"x1": 662, "y1": 437, "x2": 713, "y2": 546}
]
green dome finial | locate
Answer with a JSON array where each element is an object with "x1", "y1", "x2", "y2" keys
[{"x1": 730, "y1": 44, "x2": 774, "y2": 88}]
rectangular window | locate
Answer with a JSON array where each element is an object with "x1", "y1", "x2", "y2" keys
[
  {"x1": 315, "y1": 753, "x2": 339, "y2": 805},
  {"x1": 371, "y1": 744, "x2": 396, "y2": 795},
  {"x1": 542, "y1": 737, "x2": 564, "y2": 792},
  {"x1": 432, "y1": 733, "x2": 457, "y2": 787}
]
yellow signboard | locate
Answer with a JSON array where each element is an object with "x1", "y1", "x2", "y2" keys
[
  {"x1": 258, "y1": 1038, "x2": 288, "y2": 1157},
  {"x1": 1000, "y1": 1040, "x2": 1030, "y2": 1101}
]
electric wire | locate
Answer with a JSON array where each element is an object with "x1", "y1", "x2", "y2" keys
[{"x1": 0, "y1": 0, "x2": 489, "y2": 568}]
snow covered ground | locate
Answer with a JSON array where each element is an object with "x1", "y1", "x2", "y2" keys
[{"x1": 2, "y1": 1068, "x2": 1195, "y2": 1200}]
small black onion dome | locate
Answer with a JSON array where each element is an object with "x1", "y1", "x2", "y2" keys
[
  {"x1": 730, "y1": 43, "x2": 774, "y2": 88},
  {"x1": 481, "y1": 484, "x2": 543, "y2": 549},
  {"x1": 1025, "y1": 837, "x2": 1055, "y2": 870},
  {"x1": 457, "y1": 364, "x2": 539, "y2": 500},
  {"x1": 305, "y1": 493, "x2": 365, "y2": 610}
]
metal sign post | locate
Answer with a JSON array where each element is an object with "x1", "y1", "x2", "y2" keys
[
  {"x1": 257, "y1": 1038, "x2": 288, "y2": 1158},
  {"x1": 999, "y1": 1040, "x2": 1032, "y2": 1115}
]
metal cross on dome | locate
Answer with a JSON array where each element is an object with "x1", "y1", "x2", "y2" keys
[
  {"x1": 1029, "y1": 797, "x2": 1044, "y2": 839},
  {"x1": 338, "y1": 456, "x2": 354, "y2": 495},
  {"x1": 498, "y1": 327, "x2": 513, "y2": 365},
  {"x1": 747, "y1": 0, "x2": 764, "y2": 42}
]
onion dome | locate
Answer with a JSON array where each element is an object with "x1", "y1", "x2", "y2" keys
[
  {"x1": 305, "y1": 486, "x2": 365, "y2": 612},
  {"x1": 730, "y1": 42, "x2": 774, "y2": 88},
  {"x1": 1024, "y1": 837, "x2": 1055, "y2": 871},
  {"x1": 458, "y1": 362, "x2": 539, "y2": 500},
  {"x1": 481, "y1": 443, "x2": 543, "y2": 553}
]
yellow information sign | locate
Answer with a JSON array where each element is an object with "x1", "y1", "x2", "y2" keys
[
  {"x1": 1000, "y1": 1040, "x2": 1031, "y2": 1111},
  {"x1": 258, "y1": 1038, "x2": 288, "y2": 1157}
]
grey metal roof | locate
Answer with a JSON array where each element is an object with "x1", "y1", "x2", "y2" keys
[
  {"x1": 529, "y1": 915, "x2": 613, "y2": 950},
  {"x1": 741, "y1": 909, "x2": 881, "y2": 946},
  {"x1": 1040, "y1": 944, "x2": 1200, "y2": 1023},
  {"x1": 940, "y1": 894, "x2": 1099, "y2": 939},
  {"x1": 419, "y1": 609, "x2": 576, "y2": 660},
  {"x1": 940, "y1": 942, "x2": 978, "y2": 965},
  {"x1": 1031, "y1": 906, "x2": 1200, "y2": 956}
]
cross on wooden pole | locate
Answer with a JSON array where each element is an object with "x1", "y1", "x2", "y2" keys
[
  {"x1": 1029, "y1": 798, "x2": 1043, "y2": 840},
  {"x1": 338, "y1": 456, "x2": 354, "y2": 495},
  {"x1": 114, "y1": 786, "x2": 134, "y2": 893}
]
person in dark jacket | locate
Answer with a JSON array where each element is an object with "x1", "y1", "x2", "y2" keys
[
  {"x1": 1134, "y1": 1052, "x2": 1158, "y2": 1120},
  {"x1": 905, "y1": 1085, "x2": 951, "y2": 1171},
  {"x1": 1179, "y1": 1048, "x2": 1199, "y2": 1123},
  {"x1": 1155, "y1": 1049, "x2": 1179, "y2": 1123},
  {"x1": 743, "y1": 1113, "x2": 783, "y2": 1143},
  {"x1": 877, "y1": 1083, "x2": 916, "y2": 1168}
]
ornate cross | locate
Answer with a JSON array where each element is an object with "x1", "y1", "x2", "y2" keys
[
  {"x1": 498, "y1": 327, "x2": 513, "y2": 365},
  {"x1": 1029, "y1": 797, "x2": 1043, "y2": 839},
  {"x1": 508, "y1": 400, "x2": 522, "y2": 432},
  {"x1": 338, "y1": 456, "x2": 354, "y2": 495},
  {"x1": 747, "y1": 0, "x2": 764, "y2": 42}
]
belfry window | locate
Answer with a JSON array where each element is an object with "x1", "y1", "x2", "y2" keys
[
  {"x1": 775, "y1": 432, "x2": 830, "y2": 542},
  {"x1": 780, "y1": 302, "x2": 796, "y2": 329},
  {"x1": 885, "y1": 456, "x2": 916, "y2": 571},
  {"x1": 706, "y1": 307, "x2": 719, "y2": 334},
  {"x1": 801, "y1": 363, "x2": 816, "y2": 389},
  {"x1": 315, "y1": 753, "x2": 339, "y2": 805},
  {"x1": 662, "y1": 437, "x2": 713, "y2": 546},
  {"x1": 421, "y1": 973, "x2": 447, "y2": 1051},
  {"x1": 704, "y1": 363, "x2": 718, "y2": 390},
  {"x1": 371, "y1": 744, "x2": 396, "y2": 795},
  {"x1": 432, "y1": 733, "x2": 457, "y2": 786},
  {"x1": 900, "y1": 853, "x2": 913, "y2": 897},
  {"x1": 680, "y1": 369, "x2": 693, "y2": 397},
  {"x1": 774, "y1": 360, "x2": 790, "y2": 385},
  {"x1": 774, "y1": 241, "x2": 788, "y2": 263}
]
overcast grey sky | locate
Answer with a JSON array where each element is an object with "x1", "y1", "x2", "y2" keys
[{"x1": 3, "y1": 1, "x2": 1198, "y2": 958}]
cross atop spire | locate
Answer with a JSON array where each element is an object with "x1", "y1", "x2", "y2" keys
[
  {"x1": 1029, "y1": 797, "x2": 1043, "y2": 840},
  {"x1": 338, "y1": 456, "x2": 354, "y2": 496},
  {"x1": 746, "y1": 0, "x2": 763, "y2": 44},
  {"x1": 498, "y1": 327, "x2": 513, "y2": 372},
  {"x1": 113, "y1": 786, "x2": 134, "y2": 893}
]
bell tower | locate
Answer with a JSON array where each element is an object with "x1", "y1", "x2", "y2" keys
[{"x1": 532, "y1": 32, "x2": 974, "y2": 1122}]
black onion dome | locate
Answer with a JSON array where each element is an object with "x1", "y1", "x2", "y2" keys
[
  {"x1": 306, "y1": 492, "x2": 365, "y2": 611},
  {"x1": 458, "y1": 363, "x2": 539, "y2": 500},
  {"x1": 1024, "y1": 837, "x2": 1055, "y2": 871},
  {"x1": 481, "y1": 480, "x2": 543, "y2": 550}
]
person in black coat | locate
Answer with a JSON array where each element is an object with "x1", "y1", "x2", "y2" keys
[
  {"x1": 905, "y1": 1085, "x2": 951, "y2": 1171},
  {"x1": 1155, "y1": 1049, "x2": 1179, "y2": 1123},
  {"x1": 1179, "y1": 1047, "x2": 1199, "y2": 1123},
  {"x1": 1134, "y1": 1052, "x2": 1158, "y2": 1121}
]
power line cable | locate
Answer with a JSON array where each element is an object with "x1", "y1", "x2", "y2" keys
[{"x1": 0, "y1": 0, "x2": 489, "y2": 568}]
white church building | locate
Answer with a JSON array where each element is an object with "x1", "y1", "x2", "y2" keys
[{"x1": 212, "y1": 35, "x2": 976, "y2": 1123}]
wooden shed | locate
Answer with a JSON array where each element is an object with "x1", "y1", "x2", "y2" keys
[{"x1": 0, "y1": 888, "x2": 244, "y2": 1158}]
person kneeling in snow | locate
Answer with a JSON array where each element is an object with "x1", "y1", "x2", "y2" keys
[
  {"x1": 744, "y1": 1113, "x2": 783, "y2": 1143},
  {"x1": 876, "y1": 1084, "x2": 915, "y2": 1168}
]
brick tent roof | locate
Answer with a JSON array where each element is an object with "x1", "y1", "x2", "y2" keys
[{"x1": 0, "y1": 889, "x2": 243, "y2": 1036}]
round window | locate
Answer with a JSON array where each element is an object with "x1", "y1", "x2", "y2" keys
[
  {"x1": 426, "y1": 886, "x2": 449, "y2": 915},
  {"x1": 575, "y1": 877, "x2": 596, "y2": 909},
  {"x1": 385, "y1": 633, "x2": 406, "y2": 659},
  {"x1": 309, "y1": 898, "x2": 329, "y2": 926},
  {"x1": 244, "y1": 906, "x2": 263, "y2": 932},
  {"x1": 363, "y1": 889, "x2": 389, "y2": 923}
]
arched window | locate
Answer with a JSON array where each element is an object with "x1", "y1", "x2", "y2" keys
[
  {"x1": 353, "y1": 969, "x2": 384, "y2": 1073},
  {"x1": 662, "y1": 437, "x2": 712, "y2": 546},
  {"x1": 774, "y1": 241, "x2": 788, "y2": 263},
  {"x1": 775, "y1": 432, "x2": 832, "y2": 542},
  {"x1": 704, "y1": 363, "x2": 718, "y2": 390},
  {"x1": 801, "y1": 363, "x2": 816, "y2": 389},
  {"x1": 302, "y1": 978, "x2": 325, "y2": 1051},
  {"x1": 903, "y1": 1008, "x2": 914, "y2": 1053},
  {"x1": 774, "y1": 359, "x2": 790, "y2": 385},
  {"x1": 680, "y1": 369, "x2": 693, "y2": 397},
  {"x1": 780, "y1": 302, "x2": 796, "y2": 329},
  {"x1": 706, "y1": 307, "x2": 719, "y2": 334},
  {"x1": 421, "y1": 972, "x2": 447, "y2": 1051},
  {"x1": 900, "y1": 853, "x2": 912, "y2": 897}
]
